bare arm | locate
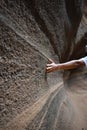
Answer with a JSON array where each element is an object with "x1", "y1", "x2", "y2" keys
[{"x1": 46, "y1": 59, "x2": 85, "y2": 73}]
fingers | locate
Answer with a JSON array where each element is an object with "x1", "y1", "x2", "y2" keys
[
  {"x1": 47, "y1": 59, "x2": 54, "y2": 67},
  {"x1": 46, "y1": 63, "x2": 52, "y2": 67},
  {"x1": 46, "y1": 59, "x2": 56, "y2": 73},
  {"x1": 46, "y1": 67, "x2": 52, "y2": 73},
  {"x1": 46, "y1": 65, "x2": 56, "y2": 73}
]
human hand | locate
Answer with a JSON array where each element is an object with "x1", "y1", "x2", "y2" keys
[{"x1": 46, "y1": 59, "x2": 58, "y2": 73}]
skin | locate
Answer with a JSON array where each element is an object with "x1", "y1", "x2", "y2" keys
[{"x1": 46, "y1": 59, "x2": 85, "y2": 73}]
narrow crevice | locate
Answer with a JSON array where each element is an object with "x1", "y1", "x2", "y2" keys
[{"x1": 23, "y1": 0, "x2": 60, "y2": 60}]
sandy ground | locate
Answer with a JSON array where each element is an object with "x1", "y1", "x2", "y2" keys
[{"x1": 2, "y1": 82, "x2": 63, "y2": 130}]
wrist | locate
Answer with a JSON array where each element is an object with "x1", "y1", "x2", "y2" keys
[{"x1": 56, "y1": 64, "x2": 61, "y2": 70}]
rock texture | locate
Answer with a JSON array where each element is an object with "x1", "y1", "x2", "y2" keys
[{"x1": 0, "y1": 0, "x2": 87, "y2": 130}]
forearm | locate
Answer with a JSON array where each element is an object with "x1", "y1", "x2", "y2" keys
[
  {"x1": 56, "y1": 60, "x2": 84, "y2": 70},
  {"x1": 46, "y1": 59, "x2": 85, "y2": 73}
]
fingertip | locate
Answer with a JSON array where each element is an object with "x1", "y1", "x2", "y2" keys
[{"x1": 48, "y1": 59, "x2": 53, "y2": 63}]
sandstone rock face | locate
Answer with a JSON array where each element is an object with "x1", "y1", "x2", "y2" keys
[{"x1": 0, "y1": 0, "x2": 87, "y2": 130}]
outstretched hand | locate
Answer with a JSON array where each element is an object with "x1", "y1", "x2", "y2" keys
[{"x1": 46, "y1": 59, "x2": 58, "y2": 73}]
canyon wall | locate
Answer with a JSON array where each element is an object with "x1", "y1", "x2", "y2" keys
[{"x1": 0, "y1": 0, "x2": 87, "y2": 130}]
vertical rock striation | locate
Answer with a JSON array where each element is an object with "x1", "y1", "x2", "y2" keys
[{"x1": 0, "y1": 0, "x2": 87, "y2": 130}]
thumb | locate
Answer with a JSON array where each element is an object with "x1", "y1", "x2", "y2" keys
[{"x1": 48, "y1": 59, "x2": 54, "y2": 64}]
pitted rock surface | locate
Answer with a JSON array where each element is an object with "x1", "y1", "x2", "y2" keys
[{"x1": 0, "y1": 0, "x2": 87, "y2": 130}]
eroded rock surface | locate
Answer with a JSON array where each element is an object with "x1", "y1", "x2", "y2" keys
[{"x1": 0, "y1": 0, "x2": 87, "y2": 130}]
